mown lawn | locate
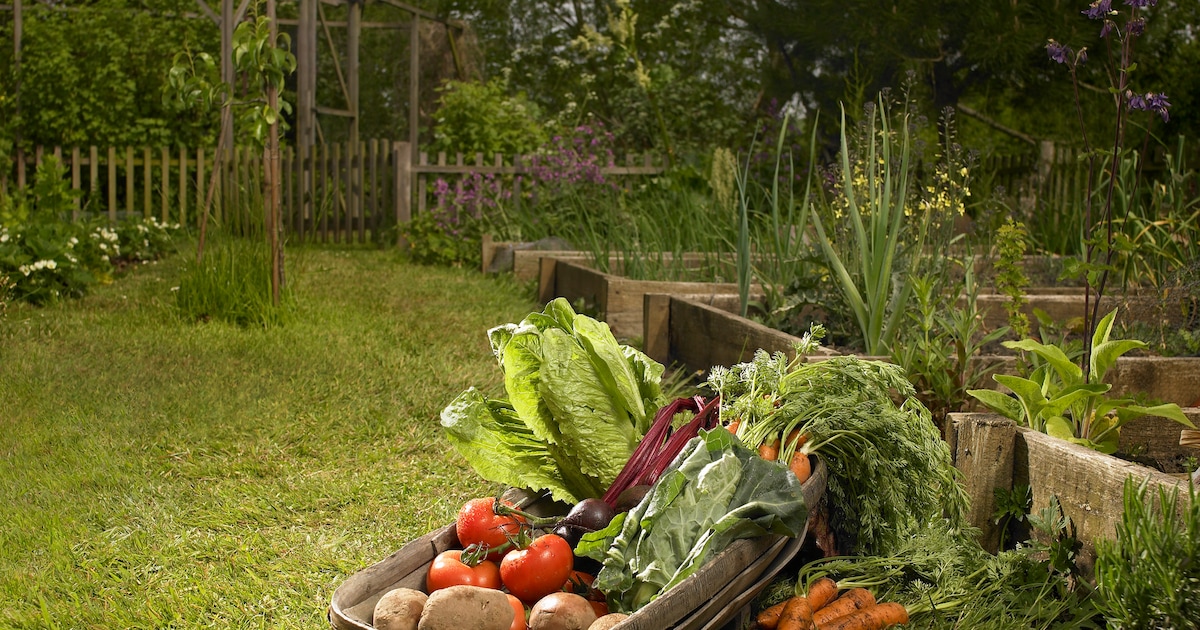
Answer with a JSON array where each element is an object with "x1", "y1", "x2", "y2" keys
[{"x1": 0, "y1": 244, "x2": 540, "y2": 629}]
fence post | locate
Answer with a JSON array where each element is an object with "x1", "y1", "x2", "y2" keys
[{"x1": 394, "y1": 141, "x2": 411, "y2": 247}]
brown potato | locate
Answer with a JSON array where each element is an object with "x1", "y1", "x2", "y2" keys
[
  {"x1": 587, "y1": 613, "x2": 629, "y2": 630},
  {"x1": 418, "y1": 584, "x2": 513, "y2": 630},
  {"x1": 372, "y1": 587, "x2": 427, "y2": 630},
  {"x1": 528, "y1": 592, "x2": 598, "y2": 630}
]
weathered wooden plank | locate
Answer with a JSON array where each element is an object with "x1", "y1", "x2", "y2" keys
[
  {"x1": 107, "y1": 146, "x2": 117, "y2": 221},
  {"x1": 160, "y1": 146, "x2": 170, "y2": 222},
  {"x1": 125, "y1": 146, "x2": 134, "y2": 217},
  {"x1": 665, "y1": 296, "x2": 818, "y2": 373},
  {"x1": 70, "y1": 146, "x2": 80, "y2": 219},
  {"x1": 142, "y1": 146, "x2": 152, "y2": 218},
  {"x1": 948, "y1": 414, "x2": 1016, "y2": 552},
  {"x1": 179, "y1": 146, "x2": 188, "y2": 227}
]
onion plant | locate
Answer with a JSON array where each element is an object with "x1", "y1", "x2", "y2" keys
[{"x1": 809, "y1": 97, "x2": 923, "y2": 356}]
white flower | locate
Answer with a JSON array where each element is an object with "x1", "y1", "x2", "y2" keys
[
  {"x1": 0, "y1": 233, "x2": 8, "y2": 243},
  {"x1": 18, "y1": 265, "x2": 31, "y2": 276},
  {"x1": 68, "y1": 237, "x2": 79, "y2": 247}
]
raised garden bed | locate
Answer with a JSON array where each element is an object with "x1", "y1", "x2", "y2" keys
[
  {"x1": 944, "y1": 410, "x2": 1199, "y2": 570},
  {"x1": 643, "y1": 294, "x2": 1200, "y2": 407},
  {"x1": 482, "y1": 237, "x2": 740, "y2": 283},
  {"x1": 539, "y1": 258, "x2": 757, "y2": 341},
  {"x1": 329, "y1": 461, "x2": 828, "y2": 630}
]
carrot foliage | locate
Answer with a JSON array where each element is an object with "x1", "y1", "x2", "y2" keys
[{"x1": 707, "y1": 325, "x2": 967, "y2": 556}]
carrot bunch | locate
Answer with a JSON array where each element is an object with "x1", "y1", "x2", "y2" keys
[{"x1": 753, "y1": 578, "x2": 908, "y2": 630}]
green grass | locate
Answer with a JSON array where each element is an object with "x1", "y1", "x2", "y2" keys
[{"x1": 0, "y1": 244, "x2": 540, "y2": 629}]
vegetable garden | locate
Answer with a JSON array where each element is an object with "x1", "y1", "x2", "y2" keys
[{"x1": 3, "y1": 0, "x2": 1200, "y2": 628}]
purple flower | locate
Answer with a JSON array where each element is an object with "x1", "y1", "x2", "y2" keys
[
  {"x1": 1128, "y1": 91, "x2": 1171, "y2": 122},
  {"x1": 1082, "y1": 0, "x2": 1112, "y2": 19},
  {"x1": 1100, "y1": 20, "x2": 1116, "y2": 37},
  {"x1": 1123, "y1": 0, "x2": 1156, "y2": 7},
  {"x1": 1046, "y1": 40, "x2": 1073, "y2": 64},
  {"x1": 1127, "y1": 17, "x2": 1145, "y2": 35}
]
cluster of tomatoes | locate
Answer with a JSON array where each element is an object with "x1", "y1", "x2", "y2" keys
[{"x1": 426, "y1": 497, "x2": 609, "y2": 630}]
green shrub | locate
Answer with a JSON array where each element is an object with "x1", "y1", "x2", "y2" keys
[
  {"x1": 430, "y1": 76, "x2": 548, "y2": 158},
  {"x1": 174, "y1": 237, "x2": 294, "y2": 327},
  {"x1": 399, "y1": 207, "x2": 483, "y2": 268}
]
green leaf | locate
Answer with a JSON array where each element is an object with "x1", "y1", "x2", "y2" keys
[
  {"x1": 1115, "y1": 403, "x2": 1194, "y2": 427},
  {"x1": 1090, "y1": 339, "x2": 1144, "y2": 382},
  {"x1": 994, "y1": 374, "x2": 1050, "y2": 419},
  {"x1": 967, "y1": 389, "x2": 1023, "y2": 422},
  {"x1": 1045, "y1": 416, "x2": 1076, "y2": 441},
  {"x1": 1004, "y1": 338, "x2": 1081, "y2": 383},
  {"x1": 1042, "y1": 383, "x2": 1110, "y2": 419}
]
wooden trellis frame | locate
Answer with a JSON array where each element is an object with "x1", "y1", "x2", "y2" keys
[{"x1": 3, "y1": 0, "x2": 465, "y2": 236}]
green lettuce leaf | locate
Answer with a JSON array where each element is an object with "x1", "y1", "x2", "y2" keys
[
  {"x1": 578, "y1": 428, "x2": 809, "y2": 612},
  {"x1": 444, "y1": 299, "x2": 666, "y2": 503}
]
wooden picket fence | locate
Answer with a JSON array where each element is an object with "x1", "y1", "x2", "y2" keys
[{"x1": 2, "y1": 142, "x2": 669, "y2": 244}]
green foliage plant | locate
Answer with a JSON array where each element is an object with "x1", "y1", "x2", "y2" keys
[
  {"x1": 969, "y1": 308, "x2": 1193, "y2": 453},
  {"x1": 994, "y1": 217, "x2": 1031, "y2": 339},
  {"x1": 891, "y1": 264, "x2": 1009, "y2": 420},
  {"x1": 733, "y1": 111, "x2": 816, "y2": 324},
  {"x1": 808, "y1": 96, "x2": 922, "y2": 355},
  {"x1": 1094, "y1": 477, "x2": 1200, "y2": 629},
  {"x1": 429, "y1": 76, "x2": 548, "y2": 158},
  {"x1": 1046, "y1": 0, "x2": 1172, "y2": 380},
  {"x1": 174, "y1": 236, "x2": 293, "y2": 327}
]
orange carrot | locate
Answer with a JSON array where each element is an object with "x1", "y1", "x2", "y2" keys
[
  {"x1": 818, "y1": 602, "x2": 909, "y2": 630},
  {"x1": 804, "y1": 577, "x2": 839, "y2": 613},
  {"x1": 789, "y1": 451, "x2": 813, "y2": 483},
  {"x1": 786, "y1": 429, "x2": 809, "y2": 449},
  {"x1": 727, "y1": 420, "x2": 741, "y2": 435},
  {"x1": 753, "y1": 599, "x2": 788, "y2": 630},
  {"x1": 758, "y1": 437, "x2": 781, "y2": 461},
  {"x1": 811, "y1": 588, "x2": 876, "y2": 626},
  {"x1": 775, "y1": 596, "x2": 815, "y2": 630}
]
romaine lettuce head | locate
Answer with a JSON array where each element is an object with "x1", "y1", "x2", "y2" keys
[{"x1": 444, "y1": 299, "x2": 666, "y2": 503}]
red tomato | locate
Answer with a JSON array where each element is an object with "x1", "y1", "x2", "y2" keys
[
  {"x1": 501, "y1": 533, "x2": 575, "y2": 604},
  {"x1": 506, "y1": 593, "x2": 528, "y2": 630},
  {"x1": 425, "y1": 549, "x2": 502, "y2": 592},
  {"x1": 456, "y1": 498, "x2": 526, "y2": 560},
  {"x1": 589, "y1": 600, "x2": 609, "y2": 618}
]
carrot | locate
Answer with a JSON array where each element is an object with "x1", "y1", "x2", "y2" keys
[
  {"x1": 804, "y1": 577, "x2": 839, "y2": 613},
  {"x1": 758, "y1": 437, "x2": 781, "y2": 461},
  {"x1": 726, "y1": 420, "x2": 741, "y2": 435},
  {"x1": 753, "y1": 599, "x2": 788, "y2": 630},
  {"x1": 811, "y1": 588, "x2": 876, "y2": 626},
  {"x1": 775, "y1": 595, "x2": 815, "y2": 630},
  {"x1": 789, "y1": 451, "x2": 813, "y2": 483},
  {"x1": 786, "y1": 429, "x2": 809, "y2": 450},
  {"x1": 818, "y1": 602, "x2": 909, "y2": 630}
]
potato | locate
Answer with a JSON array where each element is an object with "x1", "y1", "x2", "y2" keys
[
  {"x1": 528, "y1": 592, "x2": 598, "y2": 630},
  {"x1": 587, "y1": 613, "x2": 628, "y2": 630},
  {"x1": 372, "y1": 588, "x2": 427, "y2": 630},
  {"x1": 418, "y1": 585, "x2": 513, "y2": 630}
]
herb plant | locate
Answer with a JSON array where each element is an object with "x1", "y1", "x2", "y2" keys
[
  {"x1": 969, "y1": 308, "x2": 1192, "y2": 453},
  {"x1": 1094, "y1": 477, "x2": 1200, "y2": 629}
]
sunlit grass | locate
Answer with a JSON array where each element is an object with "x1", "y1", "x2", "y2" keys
[{"x1": 0, "y1": 243, "x2": 539, "y2": 629}]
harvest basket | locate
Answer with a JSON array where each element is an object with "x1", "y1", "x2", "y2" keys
[{"x1": 329, "y1": 457, "x2": 827, "y2": 630}]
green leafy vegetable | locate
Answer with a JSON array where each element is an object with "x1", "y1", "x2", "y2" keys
[
  {"x1": 709, "y1": 326, "x2": 968, "y2": 556},
  {"x1": 577, "y1": 428, "x2": 809, "y2": 613},
  {"x1": 441, "y1": 298, "x2": 666, "y2": 503}
]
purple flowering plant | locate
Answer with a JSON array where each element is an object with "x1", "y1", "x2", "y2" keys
[
  {"x1": 1045, "y1": 0, "x2": 1173, "y2": 375},
  {"x1": 426, "y1": 122, "x2": 620, "y2": 245}
]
